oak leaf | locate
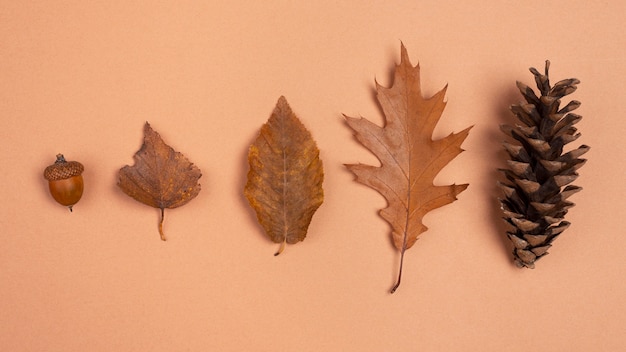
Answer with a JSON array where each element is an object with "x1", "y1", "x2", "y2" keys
[
  {"x1": 244, "y1": 96, "x2": 324, "y2": 255},
  {"x1": 345, "y1": 44, "x2": 471, "y2": 293},
  {"x1": 118, "y1": 122, "x2": 202, "y2": 241}
]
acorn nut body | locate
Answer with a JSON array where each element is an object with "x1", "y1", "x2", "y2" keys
[{"x1": 44, "y1": 154, "x2": 84, "y2": 212}]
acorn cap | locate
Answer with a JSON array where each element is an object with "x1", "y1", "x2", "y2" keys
[{"x1": 44, "y1": 154, "x2": 84, "y2": 181}]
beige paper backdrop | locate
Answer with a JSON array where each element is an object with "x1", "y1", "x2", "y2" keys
[{"x1": 1, "y1": 1, "x2": 624, "y2": 351}]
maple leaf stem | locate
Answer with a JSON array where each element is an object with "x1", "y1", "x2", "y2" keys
[
  {"x1": 390, "y1": 246, "x2": 406, "y2": 294},
  {"x1": 274, "y1": 238, "x2": 286, "y2": 256},
  {"x1": 158, "y1": 207, "x2": 166, "y2": 241}
]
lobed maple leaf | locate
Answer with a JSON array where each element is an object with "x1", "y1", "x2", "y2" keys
[
  {"x1": 244, "y1": 96, "x2": 324, "y2": 255},
  {"x1": 118, "y1": 122, "x2": 202, "y2": 241},
  {"x1": 345, "y1": 43, "x2": 471, "y2": 293}
]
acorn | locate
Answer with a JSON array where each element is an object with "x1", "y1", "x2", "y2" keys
[{"x1": 43, "y1": 154, "x2": 84, "y2": 212}]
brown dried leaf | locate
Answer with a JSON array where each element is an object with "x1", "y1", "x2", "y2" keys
[
  {"x1": 118, "y1": 122, "x2": 202, "y2": 241},
  {"x1": 345, "y1": 43, "x2": 471, "y2": 293},
  {"x1": 244, "y1": 96, "x2": 324, "y2": 255}
]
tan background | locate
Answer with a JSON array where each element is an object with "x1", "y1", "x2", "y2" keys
[{"x1": 1, "y1": 1, "x2": 624, "y2": 351}]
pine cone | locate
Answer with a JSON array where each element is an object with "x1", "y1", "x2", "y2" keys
[{"x1": 499, "y1": 61, "x2": 589, "y2": 268}]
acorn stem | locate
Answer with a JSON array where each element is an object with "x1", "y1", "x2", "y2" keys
[{"x1": 55, "y1": 154, "x2": 67, "y2": 164}]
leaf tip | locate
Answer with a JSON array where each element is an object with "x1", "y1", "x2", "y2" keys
[
  {"x1": 398, "y1": 42, "x2": 419, "y2": 70},
  {"x1": 458, "y1": 124, "x2": 474, "y2": 139},
  {"x1": 343, "y1": 114, "x2": 361, "y2": 125},
  {"x1": 399, "y1": 41, "x2": 408, "y2": 58},
  {"x1": 455, "y1": 183, "x2": 470, "y2": 197},
  {"x1": 142, "y1": 121, "x2": 160, "y2": 141}
]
